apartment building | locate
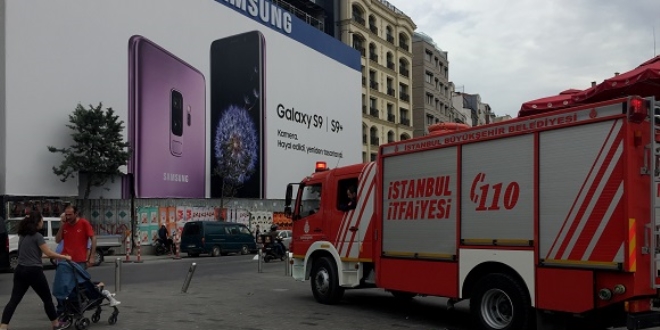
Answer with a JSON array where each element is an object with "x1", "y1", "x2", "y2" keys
[
  {"x1": 452, "y1": 92, "x2": 493, "y2": 127},
  {"x1": 337, "y1": 0, "x2": 416, "y2": 162},
  {"x1": 411, "y1": 32, "x2": 461, "y2": 137}
]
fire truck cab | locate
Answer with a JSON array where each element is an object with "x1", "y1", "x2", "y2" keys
[{"x1": 285, "y1": 96, "x2": 660, "y2": 330}]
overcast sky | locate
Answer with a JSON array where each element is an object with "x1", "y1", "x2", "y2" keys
[{"x1": 385, "y1": 0, "x2": 660, "y2": 117}]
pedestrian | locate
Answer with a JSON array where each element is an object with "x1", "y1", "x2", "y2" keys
[
  {"x1": 157, "y1": 224, "x2": 173, "y2": 255},
  {"x1": 55, "y1": 205, "x2": 96, "y2": 269},
  {"x1": 0, "y1": 211, "x2": 72, "y2": 330},
  {"x1": 54, "y1": 205, "x2": 96, "y2": 318},
  {"x1": 254, "y1": 225, "x2": 260, "y2": 240}
]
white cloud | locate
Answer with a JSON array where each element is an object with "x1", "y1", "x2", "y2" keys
[{"x1": 385, "y1": 0, "x2": 660, "y2": 117}]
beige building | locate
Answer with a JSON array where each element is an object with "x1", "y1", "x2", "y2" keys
[
  {"x1": 411, "y1": 32, "x2": 456, "y2": 137},
  {"x1": 338, "y1": 0, "x2": 416, "y2": 162}
]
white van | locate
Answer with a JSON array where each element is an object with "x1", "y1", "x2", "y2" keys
[{"x1": 7, "y1": 217, "x2": 60, "y2": 271}]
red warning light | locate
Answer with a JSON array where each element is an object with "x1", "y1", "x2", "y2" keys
[
  {"x1": 629, "y1": 97, "x2": 647, "y2": 123},
  {"x1": 315, "y1": 161, "x2": 328, "y2": 172}
]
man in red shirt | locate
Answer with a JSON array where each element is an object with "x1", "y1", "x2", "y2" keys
[{"x1": 55, "y1": 205, "x2": 96, "y2": 269}]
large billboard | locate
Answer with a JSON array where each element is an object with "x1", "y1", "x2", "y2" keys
[{"x1": 0, "y1": 0, "x2": 361, "y2": 199}]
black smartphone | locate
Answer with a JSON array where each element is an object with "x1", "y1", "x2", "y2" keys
[{"x1": 210, "y1": 31, "x2": 265, "y2": 199}]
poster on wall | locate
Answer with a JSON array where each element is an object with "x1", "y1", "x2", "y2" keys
[
  {"x1": 137, "y1": 206, "x2": 159, "y2": 246},
  {"x1": 0, "y1": 0, "x2": 361, "y2": 199}
]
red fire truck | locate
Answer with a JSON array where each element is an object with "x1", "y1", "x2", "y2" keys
[{"x1": 284, "y1": 96, "x2": 660, "y2": 330}]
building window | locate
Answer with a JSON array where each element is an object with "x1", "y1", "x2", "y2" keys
[
  {"x1": 386, "y1": 77, "x2": 394, "y2": 96},
  {"x1": 369, "y1": 70, "x2": 378, "y2": 90},
  {"x1": 399, "y1": 83, "x2": 409, "y2": 102},
  {"x1": 352, "y1": 36, "x2": 365, "y2": 56},
  {"x1": 369, "y1": 43, "x2": 378, "y2": 62},
  {"x1": 386, "y1": 52, "x2": 394, "y2": 70},
  {"x1": 426, "y1": 93, "x2": 433, "y2": 105},
  {"x1": 370, "y1": 126, "x2": 379, "y2": 146},
  {"x1": 399, "y1": 108, "x2": 410, "y2": 126},
  {"x1": 398, "y1": 33, "x2": 409, "y2": 51},
  {"x1": 425, "y1": 71, "x2": 433, "y2": 84},
  {"x1": 352, "y1": 5, "x2": 365, "y2": 25},
  {"x1": 386, "y1": 26, "x2": 394, "y2": 43},
  {"x1": 426, "y1": 114, "x2": 434, "y2": 126},
  {"x1": 387, "y1": 104, "x2": 394, "y2": 122},
  {"x1": 425, "y1": 50, "x2": 432, "y2": 62},
  {"x1": 399, "y1": 58, "x2": 409, "y2": 77},
  {"x1": 368, "y1": 15, "x2": 378, "y2": 35}
]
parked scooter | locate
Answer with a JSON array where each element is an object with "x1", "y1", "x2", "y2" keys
[
  {"x1": 154, "y1": 238, "x2": 176, "y2": 256},
  {"x1": 258, "y1": 234, "x2": 285, "y2": 262}
]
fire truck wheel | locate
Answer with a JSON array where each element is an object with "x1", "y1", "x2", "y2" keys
[
  {"x1": 470, "y1": 273, "x2": 532, "y2": 330},
  {"x1": 311, "y1": 256, "x2": 344, "y2": 305}
]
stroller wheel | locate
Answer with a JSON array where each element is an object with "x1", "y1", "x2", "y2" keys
[
  {"x1": 108, "y1": 314, "x2": 118, "y2": 325},
  {"x1": 75, "y1": 317, "x2": 90, "y2": 330},
  {"x1": 91, "y1": 313, "x2": 100, "y2": 323}
]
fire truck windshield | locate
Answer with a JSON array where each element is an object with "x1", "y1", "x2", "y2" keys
[{"x1": 298, "y1": 184, "x2": 322, "y2": 218}]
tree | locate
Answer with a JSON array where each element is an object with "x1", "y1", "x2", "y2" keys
[
  {"x1": 212, "y1": 164, "x2": 250, "y2": 212},
  {"x1": 48, "y1": 103, "x2": 131, "y2": 208}
]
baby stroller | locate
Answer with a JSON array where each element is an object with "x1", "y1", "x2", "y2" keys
[{"x1": 53, "y1": 261, "x2": 120, "y2": 330}]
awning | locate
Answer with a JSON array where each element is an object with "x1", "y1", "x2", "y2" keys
[
  {"x1": 572, "y1": 55, "x2": 660, "y2": 104},
  {"x1": 518, "y1": 89, "x2": 582, "y2": 117}
]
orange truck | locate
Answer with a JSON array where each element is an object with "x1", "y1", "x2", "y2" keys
[{"x1": 285, "y1": 96, "x2": 660, "y2": 329}]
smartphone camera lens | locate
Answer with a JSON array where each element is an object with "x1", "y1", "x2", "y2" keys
[
  {"x1": 187, "y1": 106, "x2": 191, "y2": 126},
  {"x1": 171, "y1": 90, "x2": 183, "y2": 137}
]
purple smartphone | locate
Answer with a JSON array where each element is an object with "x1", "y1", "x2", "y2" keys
[{"x1": 128, "y1": 35, "x2": 206, "y2": 198}]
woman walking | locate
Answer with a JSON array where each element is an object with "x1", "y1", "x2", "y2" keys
[{"x1": 0, "y1": 211, "x2": 71, "y2": 330}]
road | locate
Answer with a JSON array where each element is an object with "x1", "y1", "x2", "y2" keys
[{"x1": 0, "y1": 253, "x2": 473, "y2": 330}]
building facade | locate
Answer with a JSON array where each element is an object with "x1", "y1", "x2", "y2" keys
[
  {"x1": 337, "y1": 0, "x2": 416, "y2": 162},
  {"x1": 411, "y1": 32, "x2": 458, "y2": 137}
]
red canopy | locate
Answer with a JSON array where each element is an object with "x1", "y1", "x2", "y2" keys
[
  {"x1": 572, "y1": 55, "x2": 660, "y2": 104},
  {"x1": 518, "y1": 89, "x2": 582, "y2": 117}
]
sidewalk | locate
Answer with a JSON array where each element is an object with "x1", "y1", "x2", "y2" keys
[{"x1": 2, "y1": 256, "x2": 295, "y2": 330}]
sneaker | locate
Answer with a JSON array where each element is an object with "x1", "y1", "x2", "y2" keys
[
  {"x1": 53, "y1": 319, "x2": 71, "y2": 330},
  {"x1": 109, "y1": 299, "x2": 121, "y2": 307}
]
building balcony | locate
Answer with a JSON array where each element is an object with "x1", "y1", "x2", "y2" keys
[
  {"x1": 369, "y1": 54, "x2": 378, "y2": 62},
  {"x1": 399, "y1": 41, "x2": 409, "y2": 51},
  {"x1": 362, "y1": 135, "x2": 367, "y2": 144},
  {"x1": 362, "y1": 76, "x2": 366, "y2": 86},
  {"x1": 370, "y1": 81, "x2": 379, "y2": 90},
  {"x1": 387, "y1": 88, "x2": 395, "y2": 96},
  {"x1": 400, "y1": 93, "x2": 410, "y2": 102},
  {"x1": 400, "y1": 67, "x2": 409, "y2": 77},
  {"x1": 388, "y1": 114, "x2": 395, "y2": 122},
  {"x1": 370, "y1": 137, "x2": 379, "y2": 145},
  {"x1": 369, "y1": 107, "x2": 379, "y2": 117},
  {"x1": 386, "y1": 35, "x2": 394, "y2": 43},
  {"x1": 400, "y1": 118, "x2": 410, "y2": 126},
  {"x1": 353, "y1": 16, "x2": 365, "y2": 26},
  {"x1": 387, "y1": 62, "x2": 395, "y2": 70},
  {"x1": 369, "y1": 25, "x2": 378, "y2": 34}
]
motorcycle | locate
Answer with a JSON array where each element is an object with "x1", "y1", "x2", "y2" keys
[
  {"x1": 258, "y1": 234, "x2": 285, "y2": 263},
  {"x1": 154, "y1": 238, "x2": 175, "y2": 256}
]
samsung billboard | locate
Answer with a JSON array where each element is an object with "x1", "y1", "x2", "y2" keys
[{"x1": 0, "y1": 0, "x2": 361, "y2": 199}]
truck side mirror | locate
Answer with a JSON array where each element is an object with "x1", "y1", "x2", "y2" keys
[
  {"x1": 284, "y1": 206, "x2": 292, "y2": 217},
  {"x1": 285, "y1": 184, "x2": 293, "y2": 208}
]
